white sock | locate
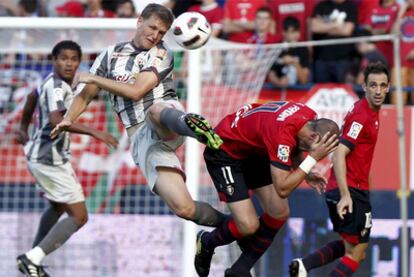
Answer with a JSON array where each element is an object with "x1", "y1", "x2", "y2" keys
[{"x1": 25, "y1": 246, "x2": 46, "y2": 265}]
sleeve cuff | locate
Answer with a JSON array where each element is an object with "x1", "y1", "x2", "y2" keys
[
  {"x1": 141, "y1": 67, "x2": 160, "y2": 84},
  {"x1": 340, "y1": 138, "x2": 355, "y2": 150},
  {"x1": 270, "y1": 161, "x2": 291, "y2": 171}
]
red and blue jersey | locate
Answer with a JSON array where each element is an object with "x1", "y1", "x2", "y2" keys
[
  {"x1": 327, "y1": 98, "x2": 379, "y2": 191},
  {"x1": 215, "y1": 101, "x2": 317, "y2": 170}
]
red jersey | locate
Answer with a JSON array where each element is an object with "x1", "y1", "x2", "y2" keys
[
  {"x1": 327, "y1": 98, "x2": 379, "y2": 192},
  {"x1": 366, "y1": 2, "x2": 399, "y2": 66},
  {"x1": 215, "y1": 101, "x2": 317, "y2": 170},
  {"x1": 243, "y1": 32, "x2": 282, "y2": 44},
  {"x1": 224, "y1": 0, "x2": 266, "y2": 42},
  {"x1": 188, "y1": 3, "x2": 224, "y2": 31},
  {"x1": 400, "y1": 7, "x2": 414, "y2": 67}
]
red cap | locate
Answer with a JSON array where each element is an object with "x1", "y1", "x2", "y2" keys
[{"x1": 56, "y1": 1, "x2": 85, "y2": 17}]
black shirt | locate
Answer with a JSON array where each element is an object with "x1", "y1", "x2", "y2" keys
[{"x1": 312, "y1": 0, "x2": 358, "y2": 61}]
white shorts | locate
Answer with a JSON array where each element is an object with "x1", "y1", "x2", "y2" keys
[
  {"x1": 130, "y1": 100, "x2": 186, "y2": 192},
  {"x1": 27, "y1": 161, "x2": 85, "y2": 204}
]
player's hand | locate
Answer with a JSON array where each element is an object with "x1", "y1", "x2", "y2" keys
[
  {"x1": 305, "y1": 171, "x2": 327, "y2": 195},
  {"x1": 75, "y1": 72, "x2": 95, "y2": 85},
  {"x1": 50, "y1": 119, "x2": 72, "y2": 139},
  {"x1": 93, "y1": 131, "x2": 119, "y2": 149},
  {"x1": 337, "y1": 195, "x2": 353, "y2": 220},
  {"x1": 15, "y1": 129, "x2": 29, "y2": 145},
  {"x1": 309, "y1": 132, "x2": 339, "y2": 161}
]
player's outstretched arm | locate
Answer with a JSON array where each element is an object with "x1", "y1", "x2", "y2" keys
[
  {"x1": 76, "y1": 71, "x2": 158, "y2": 101},
  {"x1": 50, "y1": 84, "x2": 99, "y2": 138},
  {"x1": 49, "y1": 110, "x2": 118, "y2": 149},
  {"x1": 333, "y1": 143, "x2": 352, "y2": 219},
  {"x1": 272, "y1": 132, "x2": 338, "y2": 198},
  {"x1": 16, "y1": 90, "x2": 38, "y2": 145}
]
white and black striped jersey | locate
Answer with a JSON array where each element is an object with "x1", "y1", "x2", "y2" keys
[
  {"x1": 26, "y1": 73, "x2": 72, "y2": 165},
  {"x1": 89, "y1": 40, "x2": 177, "y2": 128}
]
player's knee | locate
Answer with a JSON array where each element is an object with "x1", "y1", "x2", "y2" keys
[
  {"x1": 236, "y1": 217, "x2": 260, "y2": 237},
  {"x1": 147, "y1": 103, "x2": 165, "y2": 124},
  {"x1": 173, "y1": 203, "x2": 196, "y2": 220},
  {"x1": 73, "y1": 212, "x2": 88, "y2": 228}
]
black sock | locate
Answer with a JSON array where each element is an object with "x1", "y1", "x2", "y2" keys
[
  {"x1": 32, "y1": 207, "x2": 63, "y2": 247},
  {"x1": 302, "y1": 240, "x2": 345, "y2": 271},
  {"x1": 231, "y1": 213, "x2": 286, "y2": 275},
  {"x1": 203, "y1": 218, "x2": 243, "y2": 250},
  {"x1": 159, "y1": 108, "x2": 196, "y2": 138},
  {"x1": 192, "y1": 201, "x2": 229, "y2": 227},
  {"x1": 329, "y1": 256, "x2": 359, "y2": 277}
]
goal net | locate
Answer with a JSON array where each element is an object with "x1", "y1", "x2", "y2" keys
[{"x1": 0, "y1": 18, "x2": 281, "y2": 277}]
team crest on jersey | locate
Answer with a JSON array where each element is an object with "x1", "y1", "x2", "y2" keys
[
  {"x1": 156, "y1": 48, "x2": 167, "y2": 59},
  {"x1": 347, "y1": 121, "x2": 363, "y2": 139},
  {"x1": 53, "y1": 88, "x2": 64, "y2": 101},
  {"x1": 225, "y1": 185, "x2": 234, "y2": 196},
  {"x1": 277, "y1": 145, "x2": 290, "y2": 162}
]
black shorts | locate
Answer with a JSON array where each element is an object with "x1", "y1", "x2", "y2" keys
[
  {"x1": 203, "y1": 147, "x2": 272, "y2": 203},
  {"x1": 325, "y1": 188, "x2": 372, "y2": 244}
]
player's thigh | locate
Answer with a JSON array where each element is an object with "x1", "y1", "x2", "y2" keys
[
  {"x1": 131, "y1": 122, "x2": 184, "y2": 192},
  {"x1": 254, "y1": 185, "x2": 289, "y2": 219},
  {"x1": 204, "y1": 148, "x2": 250, "y2": 203},
  {"x1": 154, "y1": 167, "x2": 194, "y2": 211}
]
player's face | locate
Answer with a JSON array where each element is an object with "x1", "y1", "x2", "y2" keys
[
  {"x1": 53, "y1": 49, "x2": 80, "y2": 82},
  {"x1": 297, "y1": 126, "x2": 319, "y2": 151},
  {"x1": 363, "y1": 73, "x2": 389, "y2": 110},
  {"x1": 135, "y1": 15, "x2": 169, "y2": 49}
]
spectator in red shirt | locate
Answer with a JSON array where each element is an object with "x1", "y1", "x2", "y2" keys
[
  {"x1": 269, "y1": 0, "x2": 317, "y2": 41},
  {"x1": 188, "y1": 0, "x2": 224, "y2": 37},
  {"x1": 116, "y1": 0, "x2": 137, "y2": 18},
  {"x1": 243, "y1": 6, "x2": 281, "y2": 44},
  {"x1": 222, "y1": 0, "x2": 267, "y2": 42},
  {"x1": 392, "y1": 0, "x2": 414, "y2": 104},
  {"x1": 360, "y1": 0, "x2": 399, "y2": 68},
  {"x1": 56, "y1": 1, "x2": 85, "y2": 17}
]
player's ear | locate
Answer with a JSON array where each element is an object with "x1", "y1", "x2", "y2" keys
[
  {"x1": 310, "y1": 132, "x2": 320, "y2": 143},
  {"x1": 137, "y1": 16, "x2": 144, "y2": 27},
  {"x1": 362, "y1": 82, "x2": 367, "y2": 93}
]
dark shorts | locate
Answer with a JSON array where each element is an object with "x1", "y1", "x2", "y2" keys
[
  {"x1": 325, "y1": 188, "x2": 372, "y2": 245},
  {"x1": 203, "y1": 148, "x2": 272, "y2": 203}
]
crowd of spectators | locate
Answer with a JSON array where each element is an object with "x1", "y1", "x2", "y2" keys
[{"x1": 0, "y1": 0, "x2": 414, "y2": 104}]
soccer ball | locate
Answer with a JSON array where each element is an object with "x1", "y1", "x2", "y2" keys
[{"x1": 172, "y1": 12, "x2": 211, "y2": 50}]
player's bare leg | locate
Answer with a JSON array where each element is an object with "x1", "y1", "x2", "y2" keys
[
  {"x1": 154, "y1": 167, "x2": 227, "y2": 226},
  {"x1": 227, "y1": 185, "x2": 288, "y2": 276},
  {"x1": 148, "y1": 103, "x2": 223, "y2": 150}
]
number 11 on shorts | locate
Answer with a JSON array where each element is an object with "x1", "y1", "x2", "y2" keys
[{"x1": 221, "y1": 166, "x2": 234, "y2": 184}]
